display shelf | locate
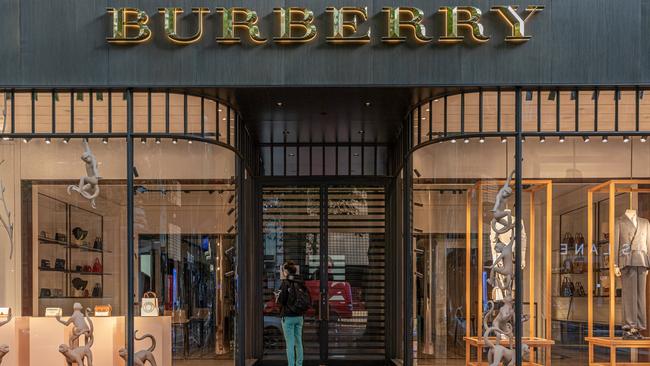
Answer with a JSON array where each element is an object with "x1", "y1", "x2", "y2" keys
[
  {"x1": 37, "y1": 267, "x2": 66, "y2": 273},
  {"x1": 38, "y1": 237, "x2": 68, "y2": 246}
]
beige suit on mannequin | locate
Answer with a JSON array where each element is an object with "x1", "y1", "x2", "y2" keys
[{"x1": 614, "y1": 209, "x2": 650, "y2": 336}]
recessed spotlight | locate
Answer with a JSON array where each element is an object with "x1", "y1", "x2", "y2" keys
[
  {"x1": 521, "y1": 137, "x2": 526, "y2": 143},
  {"x1": 559, "y1": 136, "x2": 565, "y2": 143},
  {"x1": 463, "y1": 138, "x2": 470, "y2": 144},
  {"x1": 641, "y1": 136, "x2": 648, "y2": 143},
  {"x1": 172, "y1": 138, "x2": 178, "y2": 144},
  {"x1": 288, "y1": 153, "x2": 295, "y2": 157},
  {"x1": 1, "y1": 137, "x2": 9, "y2": 141},
  {"x1": 222, "y1": 117, "x2": 226, "y2": 121},
  {"x1": 479, "y1": 137, "x2": 485, "y2": 143},
  {"x1": 501, "y1": 137, "x2": 507, "y2": 144},
  {"x1": 450, "y1": 138, "x2": 456, "y2": 144},
  {"x1": 22, "y1": 137, "x2": 30, "y2": 143},
  {"x1": 276, "y1": 102, "x2": 283, "y2": 107},
  {"x1": 425, "y1": 108, "x2": 430, "y2": 112},
  {"x1": 539, "y1": 136, "x2": 546, "y2": 143},
  {"x1": 140, "y1": 137, "x2": 146, "y2": 144},
  {"x1": 283, "y1": 129, "x2": 290, "y2": 135},
  {"x1": 583, "y1": 136, "x2": 590, "y2": 143},
  {"x1": 421, "y1": 117, "x2": 426, "y2": 120},
  {"x1": 353, "y1": 153, "x2": 360, "y2": 157},
  {"x1": 188, "y1": 139, "x2": 192, "y2": 144},
  {"x1": 602, "y1": 136, "x2": 608, "y2": 143},
  {"x1": 155, "y1": 137, "x2": 161, "y2": 144},
  {"x1": 623, "y1": 136, "x2": 630, "y2": 143},
  {"x1": 434, "y1": 99, "x2": 440, "y2": 103},
  {"x1": 365, "y1": 102, "x2": 371, "y2": 107},
  {"x1": 102, "y1": 137, "x2": 108, "y2": 144},
  {"x1": 45, "y1": 138, "x2": 51, "y2": 144},
  {"x1": 358, "y1": 130, "x2": 364, "y2": 135},
  {"x1": 62, "y1": 138, "x2": 70, "y2": 144}
]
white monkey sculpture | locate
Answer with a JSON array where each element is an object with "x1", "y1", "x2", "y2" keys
[{"x1": 67, "y1": 140, "x2": 100, "y2": 208}]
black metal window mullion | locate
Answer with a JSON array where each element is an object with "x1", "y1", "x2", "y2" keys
[
  {"x1": 147, "y1": 89, "x2": 152, "y2": 133},
  {"x1": 200, "y1": 96, "x2": 205, "y2": 137},
  {"x1": 594, "y1": 87, "x2": 599, "y2": 131},
  {"x1": 227, "y1": 107, "x2": 231, "y2": 145},
  {"x1": 31, "y1": 90, "x2": 35, "y2": 133},
  {"x1": 417, "y1": 105, "x2": 421, "y2": 145},
  {"x1": 575, "y1": 89, "x2": 579, "y2": 132},
  {"x1": 615, "y1": 87, "x2": 620, "y2": 132},
  {"x1": 443, "y1": 97, "x2": 448, "y2": 136},
  {"x1": 10, "y1": 90, "x2": 15, "y2": 134},
  {"x1": 165, "y1": 90, "x2": 170, "y2": 133},
  {"x1": 460, "y1": 91, "x2": 465, "y2": 134},
  {"x1": 89, "y1": 91, "x2": 94, "y2": 134},
  {"x1": 70, "y1": 91, "x2": 74, "y2": 133},
  {"x1": 216, "y1": 102, "x2": 220, "y2": 142},
  {"x1": 514, "y1": 86, "x2": 523, "y2": 366},
  {"x1": 536, "y1": 87, "x2": 541, "y2": 132},
  {"x1": 555, "y1": 89, "x2": 560, "y2": 132},
  {"x1": 108, "y1": 91, "x2": 113, "y2": 133},
  {"x1": 634, "y1": 86, "x2": 641, "y2": 132},
  {"x1": 51, "y1": 91, "x2": 56, "y2": 133},
  {"x1": 497, "y1": 88, "x2": 502, "y2": 132},
  {"x1": 125, "y1": 88, "x2": 135, "y2": 366},
  {"x1": 479, "y1": 89, "x2": 484, "y2": 133},
  {"x1": 428, "y1": 100, "x2": 433, "y2": 140},
  {"x1": 183, "y1": 93, "x2": 188, "y2": 135}
]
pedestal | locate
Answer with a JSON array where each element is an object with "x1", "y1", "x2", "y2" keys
[{"x1": 135, "y1": 316, "x2": 172, "y2": 366}]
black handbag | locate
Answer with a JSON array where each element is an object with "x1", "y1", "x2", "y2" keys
[
  {"x1": 40, "y1": 288, "x2": 51, "y2": 298},
  {"x1": 561, "y1": 277, "x2": 574, "y2": 297},
  {"x1": 91, "y1": 283, "x2": 102, "y2": 298},
  {"x1": 55, "y1": 258, "x2": 66, "y2": 270},
  {"x1": 93, "y1": 237, "x2": 103, "y2": 250}
]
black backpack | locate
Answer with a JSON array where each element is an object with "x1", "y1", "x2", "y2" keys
[{"x1": 287, "y1": 282, "x2": 311, "y2": 315}]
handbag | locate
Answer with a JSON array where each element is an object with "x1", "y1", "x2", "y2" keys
[
  {"x1": 93, "y1": 237, "x2": 103, "y2": 250},
  {"x1": 561, "y1": 277, "x2": 574, "y2": 297},
  {"x1": 94, "y1": 304, "x2": 112, "y2": 317},
  {"x1": 55, "y1": 258, "x2": 66, "y2": 270},
  {"x1": 141, "y1": 291, "x2": 159, "y2": 316},
  {"x1": 91, "y1": 283, "x2": 102, "y2": 298},
  {"x1": 92, "y1": 258, "x2": 103, "y2": 273}
]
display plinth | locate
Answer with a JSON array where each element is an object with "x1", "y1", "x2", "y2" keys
[
  {"x1": 464, "y1": 179, "x2": 555, "y2": 366},
  {"x1": 0, "y1": 316, "x2": 28, "y2": 366},
  {"x1": 586, "y1": 180, "x2": 650, "y2": 366},
  {"x1": 135, "y1": 316, "x2": 172, "y2": 366}
]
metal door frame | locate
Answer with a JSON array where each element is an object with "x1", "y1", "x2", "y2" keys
[{"x1": 255, "y1": 176, "x2": 392, "y2": 366}]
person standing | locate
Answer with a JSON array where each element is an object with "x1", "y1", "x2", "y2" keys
[{"x1": 278, "y1": 261, "x2": 311, "y2": 366}]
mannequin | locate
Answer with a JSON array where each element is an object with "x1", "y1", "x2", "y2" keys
[{"x1": 614, "y1": 208, "x2": 650, "y2": 339}]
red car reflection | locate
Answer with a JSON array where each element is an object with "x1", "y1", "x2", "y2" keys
[{"x1": 264, "y1": 280, "x2": 356, "y2": 319}]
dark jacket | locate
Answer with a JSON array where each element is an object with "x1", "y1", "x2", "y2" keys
[{"x1": 278, "y1": 274, "x2": 304, "y2": 317}]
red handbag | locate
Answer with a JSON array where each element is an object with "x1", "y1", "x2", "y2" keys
[{"x1": 92, "y1": 258, "x2": 103, "y2": 273}]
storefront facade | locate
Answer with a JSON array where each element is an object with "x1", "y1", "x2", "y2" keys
[{"x1": 1, "y1": 1, "x2": 650, "y2": 366}]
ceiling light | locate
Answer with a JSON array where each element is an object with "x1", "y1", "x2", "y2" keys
[
  {"x1": 276, "y1": 102, "x2": 283, "y2": 107},
  {"x1": 501, "y1": 137, "x2": 507, "y2": 143},
  {"x1": 434, "y1": 99, "x2": 440, "y2": 103},
  {"x1": 358, "y1": 130, "x2": 364, "y2": 135},
  {"x1": 45, "y1": 138, "x2": 51, "y2": 144},
  {"x1": 365, "y1": 102, "x2": 371, "y2": 107},
  {"x1": 155, "y1": 138, "x2": 161, "y2": 144},
  {"x1": 539, "y1": 136, "x2": 546, "y2": 143},
  {"x1": 602, "y1": 136, "x2": 608, "y2": 143},
  {"x1": 623, "y1": 136, "x2": 630, "y2": 143},
  {"x1": 521, "y1": 137, "x2": 526, "y2": 143},
  {"x1": 187, "y1": 139, "x2": 192, "y2": 144},
  {"x1": 1, "y1": 137, "x2": 9, "y2": 141},
  {"x1": 450, "y1": 138, "x2": 456, "y2": 144},
  {"x1": 172, "y1": 138, "x2": 178, "y2": 144},
  {"x1": 583, "y1": 136, "x2": 590, "y2": 143},
  {"x1": 102, "y1": 137, "x2": 108, "y2": 144},
  {"x1": 559, "y1": 136, "x2": 565, "y2": 143},
  {"x1": 353, "y1": 153, "x2": 360, "y2": 157},
  {"x1": 141, "y1": 137, "x2": 146, "y2": 144},
  {"x1": 64, "y1": 138, "x2": 71, "y2": 144},
  {"x1": 421, "y1": 117, "x2": 426, "y2": 120},
  {"x1": 288, "y1": 153, "x2": 295, "y2": 157},
  {"x1": 463, "y1": 138, "x2": 470, "y2": 144},
  {"x1": 641, "y1": 136, "x2": 647, "y2": 142},
  {"x1": 22, "y1": 137, "x2": 30, "y2": 143},
  {"x1": 425, "y1": 108, "x2": 430, "y2": 112},
  {"x1": 479, "y1": 137, "x2": 485, "y2": 143}
]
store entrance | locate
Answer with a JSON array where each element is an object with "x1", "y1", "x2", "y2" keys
[{"x1": 261, "y1": 184, "x2": 386, "y2": 365}]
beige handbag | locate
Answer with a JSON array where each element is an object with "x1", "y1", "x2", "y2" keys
[{"x1": 141, "y1": 291, "x2": 159, "y2": 317}]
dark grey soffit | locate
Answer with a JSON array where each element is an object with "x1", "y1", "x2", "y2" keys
[{"x1": 0, "y1": 0, "x2": 646, "y2": 87}]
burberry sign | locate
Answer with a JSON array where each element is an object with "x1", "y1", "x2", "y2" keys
[{"x1": 106, "y1": 6, "x2": 544, "y2": 45}]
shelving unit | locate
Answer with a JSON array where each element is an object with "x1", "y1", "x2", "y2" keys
[{"x1": 36, "y1": 193, "x2": 111, "y2": 313}]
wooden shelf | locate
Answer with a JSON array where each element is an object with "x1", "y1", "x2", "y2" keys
[
  {"x1": 586, "y1": 337, "x2": 650, "y2": 348},
  {"x1": 465, "y1": 336, "x2": 555, "y2": 347}
]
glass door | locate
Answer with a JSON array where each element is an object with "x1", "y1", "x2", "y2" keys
[{"x1": 261, "y1": 185, "x2": 386, "y2": 364}]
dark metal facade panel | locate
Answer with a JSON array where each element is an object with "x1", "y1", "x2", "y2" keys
[{"x1": 0, "y1": 0, "x2": 647, "y2": 87}]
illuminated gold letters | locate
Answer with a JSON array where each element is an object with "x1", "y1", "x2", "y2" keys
[
  {"x1": 491, "y1": 6, "x2": 544, "y2": 43},
  {"x1": 326, "y1": 7, "x2": 371, "y2": 44},
  {"x1": 274, "y1": 8, "x2": 317, "y2": 43},
  {"x1": 216, "y1": 7, "x2": 266, "y2": 44},
  {"x1": 106, "y1": 4, "x2": 545, "y2": 47},
  {"x1": 106, "y1": 7, "x2": 152, "y2": 44},
  {"x1": 159, "y1": 7, "x2": 210, "y2": 44},
  {"x1": 382, "y1": 7, "x2": 431, "y2": 43},
  {"x1": 439, "y1": 6, "x2": 489, "y2": 43}
]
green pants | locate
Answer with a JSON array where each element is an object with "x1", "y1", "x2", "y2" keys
[{"x1": 282, "y1": 316, "x2": 304, "y2": 366}]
